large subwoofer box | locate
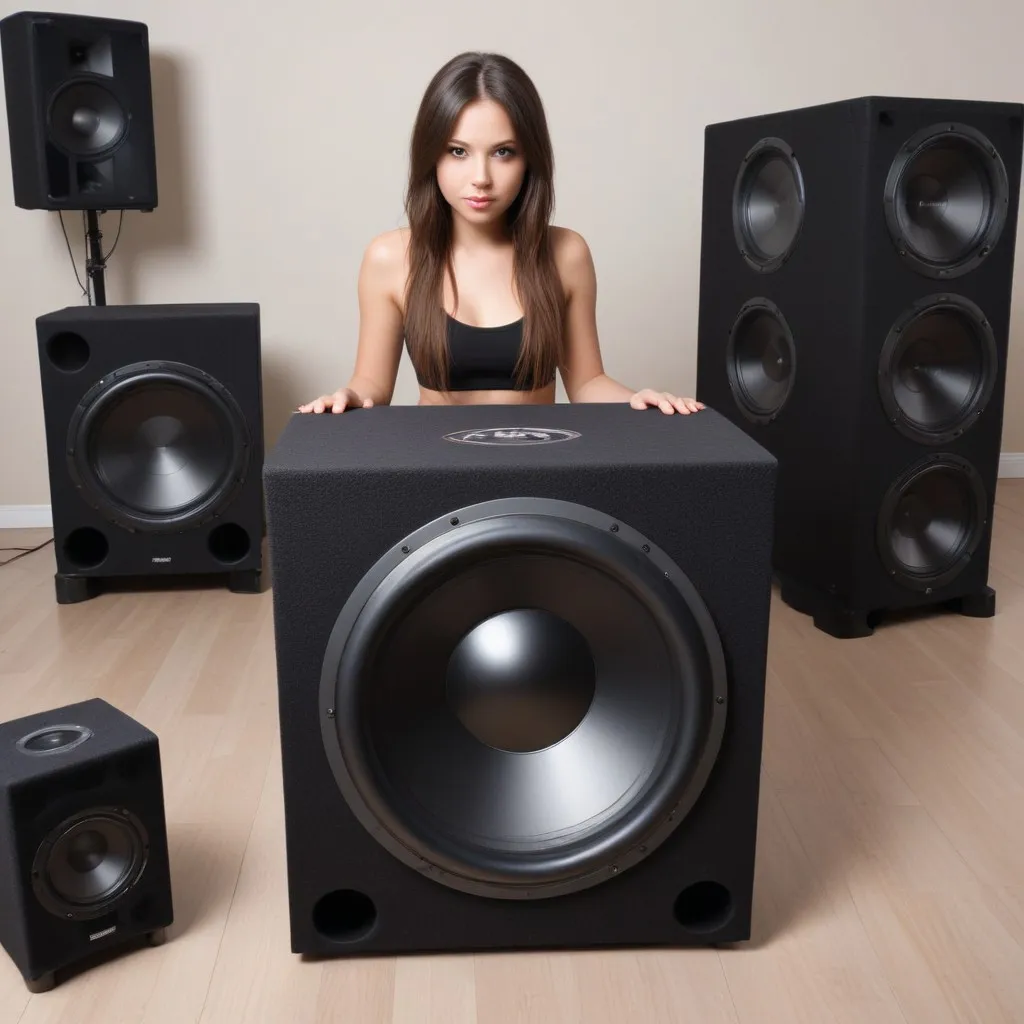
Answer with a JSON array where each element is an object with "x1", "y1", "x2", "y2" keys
[{"x1": 264, "y1": 404, "x2": 777, "y2": 955}]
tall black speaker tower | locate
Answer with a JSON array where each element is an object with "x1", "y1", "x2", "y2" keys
[{"x1": 696, "y1": 96, "x2": 1023, "y2": 637}]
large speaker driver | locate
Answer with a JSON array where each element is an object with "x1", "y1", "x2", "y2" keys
[
  {"x1": 732, "y1": 137, "x2": 805, "y2": 272},
  {"x1": 878, "y1": 295, "x2": 997, "y2": 444},
  {"x1": 320, "y1": 498, "x2": 727, "y2": 899},
  {"x1": 877, "y1": 454, "x2": 987, "y2": 590},
  {"x1": 726, "y1": 298, "x2": 796, "y2": 423},
  {"x1": 884, "y1": 122, "x2": 1010, "y2": 278},
  {"x1": 67, "y1": 361, "x2": 250, "y2": 532}
]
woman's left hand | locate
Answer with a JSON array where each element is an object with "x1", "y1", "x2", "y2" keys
[{"x1": 629, "y1": 389, "x2": 705, "y2": 415}]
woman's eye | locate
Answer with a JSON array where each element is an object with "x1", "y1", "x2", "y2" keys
[{"x1": 450, "y1": 147, "x2": 465, "y2": 157}]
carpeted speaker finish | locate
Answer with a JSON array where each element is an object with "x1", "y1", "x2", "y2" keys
[
  {"x1": 264, "y1": 403, "x2": 777, "y2": 956},
  {"x1": 0, "y1": 699, "x2": 173, "y2": 992}
]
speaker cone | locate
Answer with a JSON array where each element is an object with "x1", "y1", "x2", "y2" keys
[
  {"x1": 320, "y1": 498, "x2": 728, "y2": 899},
  {"x1": 732, "y1": 137, "x2": 805, "y2": 272},
  {"x1": 884, "y1": 122, "x2": 1009, "y2": 278},
  {"x1": 67, "y1": 361, "x2": 250, "y2": 531},
  {"x1": 879, "y1": 295, "x2": 997, "y2": 444},
  {"x1": 726, "y1": 298, "x2": 796, "y2": 423},
  {"x1": 877, "y1": 454, "x2": 987, "y2": 590},
  {"x1": 32, "y1": 807, "x2": 148, "y2": 919},
  {"x1": 48, "y1": 79, "x2": 127, "y2": 157}
]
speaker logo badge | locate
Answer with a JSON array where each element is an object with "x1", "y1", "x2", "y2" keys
[{"x1": 444, "y1": 427, "x2": 581, "y2": 446}]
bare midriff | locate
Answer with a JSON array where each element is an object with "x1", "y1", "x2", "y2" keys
[{"x1": 417, "y1": 382, "x2": 557, "y2": 406}]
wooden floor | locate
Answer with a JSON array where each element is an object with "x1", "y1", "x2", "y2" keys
[{"x1": 2, "y1": 485, "x2": 1024, "y2": 1023}]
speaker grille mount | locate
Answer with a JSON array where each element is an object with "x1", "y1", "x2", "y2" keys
[
  {"x1": 732, "y1": 137, "x2": 805, "y2": 272},
  {"x1": 726, "y1": 298, "x2": 796, "y2": 423},
  {"x1": 66, "y1": 360, "x2": 251, "y2": 532},
  {"x1": 884, "y1": 122, "x2": 1010, "y2": 278},
  {"x1": 877, "y1": 454, "x2": 987, "y2": 590},
  {"x1": 879, "y1": 294, "x2": 997, "y2": 444},
  {"x1": 319, "y1": 497, "x2": 729, "y2": 900}
]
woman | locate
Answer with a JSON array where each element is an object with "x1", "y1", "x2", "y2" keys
[{"x1": 299, "y1": 51, "x2": 703, "y2": 417}]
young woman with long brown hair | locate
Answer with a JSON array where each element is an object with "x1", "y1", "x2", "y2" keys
[{"x1": 299, "y1": 51, "x2": 703, "y2": 416}]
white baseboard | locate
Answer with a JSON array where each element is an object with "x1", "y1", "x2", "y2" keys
[
  {"x1": 0, "y1": 505, "x2": 53, "y2": 529},
  {"x1": 3, "y1": 453, "x2": 1024, "y2": 528},
  {"x1": 999, "y1": 453, "x2": 1024, "y2": 478}
]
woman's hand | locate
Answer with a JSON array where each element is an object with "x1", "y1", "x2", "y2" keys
[
  {"x1": 629, "y1": 389, "x2": 705, "y2": 415},
  {"x1": 298, "y1": 388, "x2": 373, "y2": 414}
]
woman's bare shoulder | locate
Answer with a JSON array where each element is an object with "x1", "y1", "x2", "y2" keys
[
  {"x1": 361, "y1": 227, "x2": 412, "y2": 307},
  {"x1": 548, "y1": 225, "x2": 595, "y2": 296}
]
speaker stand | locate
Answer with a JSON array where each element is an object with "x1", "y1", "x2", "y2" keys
[
  {"x1": 54, "y1": 573, "x2": 99, "y2": 604},
  {"x1": 85, "y1": 209, "x2": 107, "y2": 306},
  {"x1": 775, "y1": 572, "x2": 875, "y2": 639}
]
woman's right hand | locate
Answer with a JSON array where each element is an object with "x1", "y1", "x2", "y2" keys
[{"x1": 297, "y1": 388, "x2": 373, "y2": 414}]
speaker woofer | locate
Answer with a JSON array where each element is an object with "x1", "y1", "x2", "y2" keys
[
  {"x1": 884, "y1": 122, "x2": 1009, "y2": 278},
  {"x1": 320, "y1": 498, "x2": 728, "y2": 900},
  {"x1": 879, "y1": 294, "x2": 997, "y2": 444},
  {"x1": 66, "y1": 361, "x2": 250, "y2": 532},
  {"x1": 726, "y1": 298, "x2": 796, "y2": 424},
  {"x1": 732, "y1": 137, "x2": 805, "y2": 272},
  {"x1": 877, "y1": 454, "x2": 987, "y2": 591},
  {"x1": 32, "y1": 807, "x2": 148, "y2": 920},
  {"x1": 48, "y1": 78, "x2": 127, "y2": 158}
]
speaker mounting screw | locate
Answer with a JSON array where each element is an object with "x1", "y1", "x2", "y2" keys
[
  {"x1": 717, "y1": 696, "x2": 725, "y2": 704},
  {"x1": 610, "y1": 523, "x2": 619, "y2": 532},
  {"x1": 326, "y1": 708, "x2": 335, "y2": 719},
  {"x1": 642, "y1": 544, "x2": 650, "y2": 553},
  {"x1": 450, "y1": 517, "x2": 459, "y2": 526},
  {"x1": 401, "y1": 545, "x2": 409, "y2": 554}
]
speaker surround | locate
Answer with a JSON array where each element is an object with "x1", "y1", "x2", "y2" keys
[{"x1": 265, "y1": 403, "x2": 776, "y2": 956}]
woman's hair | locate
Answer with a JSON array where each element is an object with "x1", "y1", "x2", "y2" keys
[{"x1": 403, "y1": 52, "x2": 565, "y2": 392}]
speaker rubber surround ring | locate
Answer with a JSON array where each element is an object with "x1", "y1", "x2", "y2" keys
[
  {"x1": 878, "y1": 293, "x2": 997, "y2": 445},
  {"x1": 876, "y1": 453, "x2": 988, "y2": 591},
  {"x1": 66, "y1": 360, "x2": 251, "y2": 533},
  {"x1": 16, "y1": 724, "x2": 93, "y2": 756},
  {"x1": 726, "y1": 297, "x2": 797, "y2": 424},
  {"x1": 31, "y1": 806, "x2": 150, "y2": 921},
  {"x1": 883, "y1": 121, "x2": 1010, "y2": 279},
  {"x1": 319, "y1": 497, "x2": 729, "y2": 900},
  {"x1": 732, "y1": 136, "x2": 806, "y2": 273}
]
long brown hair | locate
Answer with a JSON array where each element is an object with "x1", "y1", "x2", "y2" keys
[{"x1": 403, "y1": 52, "x2": 565, "y2": 392}]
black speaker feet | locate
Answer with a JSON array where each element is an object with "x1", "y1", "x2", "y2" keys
[
  {"x1": 228, "y1": 569, "x2": 262, "y2": 594},
  {"x1": 776, "y1": 573, "x2": 875, "y2": 639},
  {"x1": 147, "y1": 927, "x2": 167, "y2": 947},
  {"x1": 54, "y1": 573, "x2": 99, "y2": 605},
  {"x1": 25, "y1": 971, "x2": 55, "y2": 994},
  {"x1": 954, "y1": 585, "x2": 996, "y2": 618}
]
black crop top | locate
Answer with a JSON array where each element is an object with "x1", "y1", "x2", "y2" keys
[{"x1": 411, "y1": 313, "x2": 555, "y2": 391}]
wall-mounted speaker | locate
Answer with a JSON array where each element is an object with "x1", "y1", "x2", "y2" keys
[
  {"x1": 0, "y1": 698, "x2": 173, "y2": 992},
  {"x1": 35, "y1": 303, "x2": 265, "y2": 603},
  {"x1": 0, "y1": 11, "x2": 157, "y2": 210},
  {"x1": 696, "y1": 96, "x2": 1024, "y2": 637},
  {"x1": 264, "y1": 404, "x2": 776, "y2": 956}
]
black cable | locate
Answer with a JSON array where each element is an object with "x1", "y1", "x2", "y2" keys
[
  {"x1": 0, "y1": 537, "x2": 53, "y2": 567},
  {"x1": 103, "y1": 210, "x2": 124, "y2": 260},
  {"x1": 58, "y1": 212, "x2": 89, "y2": 301}
]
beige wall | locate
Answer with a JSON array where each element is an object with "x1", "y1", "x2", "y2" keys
[{"x1": 1, "y1": 0, "x2": 1023, "y2": 511}]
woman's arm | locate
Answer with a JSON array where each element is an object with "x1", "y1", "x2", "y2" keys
[
  {"x1": 299, "y1": 231, "x2": 406, "y2": 413},
  {"x1": 556, "y1": 228, "x2": 703, "y2": 415}
]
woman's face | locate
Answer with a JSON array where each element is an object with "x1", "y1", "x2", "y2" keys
[{"x1": 435, "y1": 98, "x2": 526, "y2": 232}]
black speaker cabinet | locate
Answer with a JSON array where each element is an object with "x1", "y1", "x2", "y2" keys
[
  {"x1": 35, "y1": 303, "x2": 265, "y2": 604},
  {"x1": 0, "y1": 11, "x2": 157, "y2": 210},
  {"x1": 696, "y1": 95, "x2": 1024, "y2": 638},
  {"x1": 264, "y1": 404, "x2": 777, "y2": 956},
  {"x1": 0, "y1": 698, "x2": 173, "y2": 992}
]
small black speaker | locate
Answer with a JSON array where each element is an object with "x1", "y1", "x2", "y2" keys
[
  {"x1": 35, "y1": 303, "x2": 265, "y2": 604},
  {"x1": 696, "y1": 95, "x2": 1024, "y2": 637},
  {"x1": 0, "y1": 698, "x2": 173, "y2": 992},
  {"x1": 0, "y1": 11, "x2": 157, "y2": 210},
  {"x1": 264, "y1": 404, "x2": 776, "y2": 956}
]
